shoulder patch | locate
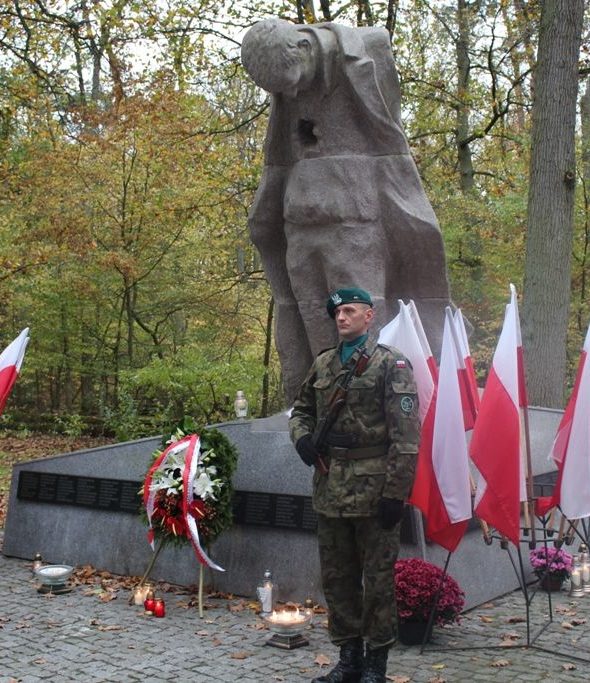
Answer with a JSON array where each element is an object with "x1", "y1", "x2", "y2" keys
[{"x1": 400, "y1": 395, "x2": 415, "y2": 415}]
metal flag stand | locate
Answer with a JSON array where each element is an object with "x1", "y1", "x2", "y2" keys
[{"x1": 416, "y1": 511, "x2": 590, "y2": 665}]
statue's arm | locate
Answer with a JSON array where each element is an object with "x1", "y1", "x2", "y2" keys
[{"x1": 248, "y1": 165, "x2": 288, "y2": 254}]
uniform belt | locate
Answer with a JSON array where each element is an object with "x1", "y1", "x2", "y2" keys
[{"x1": 326, "y1": 444, "x2": 388, "y2": 460}]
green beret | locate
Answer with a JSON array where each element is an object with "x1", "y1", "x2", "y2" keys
[{"x1": 326, "y1": 287, "x2": 373, "y2": 318}]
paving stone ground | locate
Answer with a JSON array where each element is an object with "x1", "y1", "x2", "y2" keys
[{"x1": 2, "y1": 539, "x2": 590, "y2": 682}]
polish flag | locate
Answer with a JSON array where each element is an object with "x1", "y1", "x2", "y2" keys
[
  {"x1": 453, "y1": 309, "x2": 480, "y2": 430},
  {"x1": 410, "y1": 308, "x2": 471, "y2": 551},
  {"x1": 0, "y1": 328, "x2": 30, "y2": 415},
  {"x1": 378, "y1": 301, "x2": 435, "y2": 425},
  {"x1": 536, "y1": 324, "x2": 590, "y2": 519},
  {"x1": 470, "y1": 285, "x2": 526, "y2": 546},
  {"x1": 407, "y1": 300, "x2": 438, "y2": 384}
]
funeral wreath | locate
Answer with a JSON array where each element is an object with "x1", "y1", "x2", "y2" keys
[
  {"x1": 394, "y1": 558, "x2": 465, "y2": 626},
  {"x1": 140, "y1": 421, "x2": 238, "y2": 570}
]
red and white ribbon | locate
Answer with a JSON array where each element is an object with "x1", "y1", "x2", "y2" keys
[
  {"x1": 183, "y1": 434, "x2": 224, "y2": 572},
  {"x1": 143, "y1": 434, "x2": 224, "y2": 571}
]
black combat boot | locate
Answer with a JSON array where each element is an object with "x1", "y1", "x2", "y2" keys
[
  {"x1": 359, "y1": 646, "x2": 388, "y2": 683},
  {"x1": 311, "y1": 638, "x2": 364, "y2": 683}
]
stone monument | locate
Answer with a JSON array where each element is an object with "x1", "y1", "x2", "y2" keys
[{"x1": 241, "y1": 19, "x2": 451, "y2": 401}]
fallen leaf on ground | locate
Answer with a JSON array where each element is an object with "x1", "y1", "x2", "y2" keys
[
  {"x1": 571, "y1": 618, "x2": 587, "y2": 626},
  {"x1": 562, "y1": 663, "x2": 576, "y2": 671},
  {"x1": 480, "y1": 615, "x2": 494, "y2": 623},
  {"x1": 387, "y1": 676, "x2": 410, "y2": 683},
  {"x1": 98, "y1": 591, "x2": 117, "y2": 602},
  {"x1": 97, "y1": 625, "x2": 125, "y2": 632},
  {"x1": 500, "y1": 631, "x2": 520, "y2": 641},
  {"x1": 228, "y1": 601, "x2": 246, "y2": 613},
  {"x1": 481, "y1": 602, "x2": 495, "y2": 609},
  {"x1": 230, "y1": 651, "x2": 250, "y2": 660},
  {"x1": 431, "y1": 663, "x2": 445, "y2": 669},
  {"x1": 32, "y1": 658, "x2": 47, "y2": 665},
  {"x1": 428, "y1": 676, "x2": 446, "y2": 683},
  {"x1": 315, "y1": 653, "x2": 331, "y2": 668},
  {"x1": 490, "y1": 659, "x2": 510, "y2": 667},
  {"x1": 211, "y1": 638, "x2": 223, "y2": 646},
  {"x1": 561, "y1": 621, "x2": 575, "y2": 630},
  {"x1": 506, "y1": 616, "x2": 526, "y2": 624},
  {"x1": 195, "y1": 630, "x2": 209, "y2": 636}
]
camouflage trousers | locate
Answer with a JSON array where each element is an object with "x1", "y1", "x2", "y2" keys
[{"x1": 317, "y1": 514, "x2": 401, "y2": 649}]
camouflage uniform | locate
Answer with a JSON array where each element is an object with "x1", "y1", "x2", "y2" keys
[{"x1": 289, "y1": 335, "x2": 420, "y2": 649}]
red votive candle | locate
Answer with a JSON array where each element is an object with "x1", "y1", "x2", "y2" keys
[{"x1": 153, "y1": 598, "x2": 166, "y2": 618}]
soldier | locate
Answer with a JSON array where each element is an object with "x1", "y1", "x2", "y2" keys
[{"x1": 289, "y1": 287, "x2": 420, "y2": 683}]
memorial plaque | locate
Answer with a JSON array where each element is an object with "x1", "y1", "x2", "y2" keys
[
  {"x1": 16, "y1": 472, "x2": 417, "y2": 542},
  {"x1": 17, "y1": 471, "x2": 143, "y2": 514},
  {"x1": 232, "y1": 490, "x2": 318, "y2": 532}
]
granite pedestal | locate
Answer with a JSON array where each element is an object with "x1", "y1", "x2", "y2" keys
[{"x1": 3, "y1": 407, "x2": 563, "y2": 609}]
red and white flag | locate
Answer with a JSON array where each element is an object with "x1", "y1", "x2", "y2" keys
[
  {"x1": 410, "y1": 308, "x2": 471, "y2": 551},
  {"x1": 536, "y1": 324, "x2": 590, "y2": 519},
  {"x1": 453, "y1": 309, "x2": 480, "y2": 430},
  {"x1": 470, "y1": 285, "x2": 527, "y2": 546},
  {"x1": 0, "y1": 328, "x2": 30, "y2": 415},
  {"x1": 407, "y1": 300, "x2": 438, "y2": 384},
  {"x1": 378, "y1": 301, "x2": 436, "y2": 424}
]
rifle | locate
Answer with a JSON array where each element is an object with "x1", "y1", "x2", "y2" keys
[{"x1": 311, "y1": 347, "x2": 371, "y2": 474}]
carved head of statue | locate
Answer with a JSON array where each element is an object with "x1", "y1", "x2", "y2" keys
[{"x1": 241, "y1": 19, "x2": 318, "y2": 98}]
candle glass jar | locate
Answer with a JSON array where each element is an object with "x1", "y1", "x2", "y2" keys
[
  {"x1": 257, "y1": 570, "x2": 276, "y2": 616},
  {"x1": 234, "y1": 391, "x2": 248, "y2": 419},
  {"x1": 144, "y1": 588, "x2": 156, "y2": 613},
  {"x1": 133, "y1": 584, "x2": 152, "y2": 606},
  {"x1": 32, "y1": 553, "x2": 43, "y2": 574},
  {"x1": 579, "y1": 544, "x2": 590, "y2": 594},
  {"x1": 569, "y1": 555, "x2": 584, "y2": 597},
  {"x1": 153, "y1": 599, "x2": 166, "y2": 618}
]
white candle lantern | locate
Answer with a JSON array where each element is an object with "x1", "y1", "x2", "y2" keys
[
  {"x1": 234, "y1": 390, "x2": 248, "y2": 419},
  {"x1": 569, "y1": 555, "x2": 584, "y2": 598}
]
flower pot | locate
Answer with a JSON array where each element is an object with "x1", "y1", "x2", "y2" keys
[
  {"x1": 398, "y1": 620, "x2": 433, "y2": 646},
  {"x1": 539, "y1": 575, "x2": 564, "y2": 592}
]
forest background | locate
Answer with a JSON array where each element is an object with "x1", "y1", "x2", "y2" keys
[{"x1": 1, "y1": 0, "x2": 589, "y2": 442}]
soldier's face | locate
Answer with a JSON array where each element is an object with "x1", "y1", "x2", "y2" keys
[{"x1": 335, "y1": 304, "x2": 374, "y2": 341}]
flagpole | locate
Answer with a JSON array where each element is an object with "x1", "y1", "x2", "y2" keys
[{"x1": 521, "y1": 403, "x2": 536, "y2": 548}]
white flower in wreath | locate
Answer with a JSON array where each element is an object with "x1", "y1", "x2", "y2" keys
[
  {"x1": 150, "y1": 470, "x2": 181, "y2": 495},
  {"x1": 193, "y1": 471, "x2": 217, "y2": 500}
]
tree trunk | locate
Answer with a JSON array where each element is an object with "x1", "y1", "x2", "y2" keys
[
  {"x1": 455, "y1": 0, "x2": 475, "y2": 193},
  {"x1": 575, "y1": 79, "x2": 590, "y2": 332},
  {"x1": 522, "y1": 0, "x2": 584, "y2": 407},
  {"x1": 260, "y1": 297, "x2": 274, "y2": 418}
]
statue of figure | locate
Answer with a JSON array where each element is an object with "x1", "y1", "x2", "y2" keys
[{"x1": 241, "y1": 19, "x2": 451, "y2": 403}]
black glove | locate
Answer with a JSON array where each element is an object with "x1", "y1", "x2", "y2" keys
[
  {"x1": 295, "y1": 434, "x2": 318, "y2": 467},
  {"x1": 377, "y1": 498, "x2": 405, "y2": 530}
]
